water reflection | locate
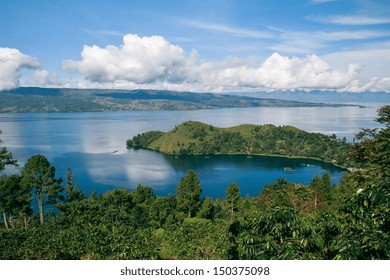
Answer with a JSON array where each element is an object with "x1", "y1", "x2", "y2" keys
[{"x1": 51, "y1": 149, "x2": 344, "y2": 198}]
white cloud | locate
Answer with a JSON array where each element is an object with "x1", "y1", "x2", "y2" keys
[
  {"x1": 0, "y1": 48, "x2": 40, "y2": 91},
  {"x1": 63, "y1": 34, "x2": 390, "y2": 92},
  {"x1": 63, "y1": 34, "x2": 190, "y2": 84},
  {"x1": 198, "y1": 53, "x2": 361, "y2": 90},
  {"x1": 34, "y1": 69, "x2": 62, "y2": 86},
  {"x1": 308, "y1": 15, "x2": 390, "y2": 25}
]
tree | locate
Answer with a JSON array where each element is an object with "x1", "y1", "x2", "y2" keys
[
  {"x1": 133, "y1": 184, "x2": 155, "y2": 204},
  {"x1": 197, "y1": 197, "x2": 215, "y2": 219},
  {"x1": 332, "y1": 105, "x2": 390, "y2": 259},
  {"x1": 309, "y1": 176, "x2": 322, "y2": 210},
  {"x1": 0, "y1": 130, "x2": 17, "y2": 171},
  {"x1": 0, "y1": 174, "x2": 32, "y2": 229},
  {"x1": 64, "y1": 168, "x2": 84, "y2": 202},
  {"x1": 309, "y1": 174, "x2": 332, "y2": 211},
  {"x1": 234, "y1": 207, "x2": 325, "y2": 260},
  {"x1": 226, "y1": 182, "x2": 240, "y2": 214},
  {"x1": 21, "y1": 155, "x2": 63, "y2": 225},
  {"x1": 176, "y1": 170, "x2": 202, "y2": 218},
  {"x1": 348, "y1": 105, "x2": 390, "y2": 181}
]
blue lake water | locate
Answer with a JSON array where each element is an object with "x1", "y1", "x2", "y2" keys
[{"x1": 0, "y1": 105, "x2": 383, "y2": 198}]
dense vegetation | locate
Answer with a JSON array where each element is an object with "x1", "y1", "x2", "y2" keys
[
  {"x1": 0, "y1": 87, "x2": 350, "y2": 113},
  {"x1": 0, "y1": 106, "x2": 389, "y2": 260},
  {"x1": 127, "y1": 121, "x2": 350, "y2": 166}
]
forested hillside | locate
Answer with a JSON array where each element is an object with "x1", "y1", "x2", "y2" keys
[
  {"x1": 127, "y1": 121, "x2": 350, "y2": 166},
  {"x1": 0, "y1": 87, "x2": 350, "y2": 113},
  {"x1": 0, "y1": 106, "x2": 389, "y2": 260}
]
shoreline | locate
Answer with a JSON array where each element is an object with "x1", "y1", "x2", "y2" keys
[{"x1": 130, "y1": 147, "x2": 348, "y2": 169}]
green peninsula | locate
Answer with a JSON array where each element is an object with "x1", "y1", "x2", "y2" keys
[{"x1": 127, "y1": 121, "x2": 350, "y2": 166}]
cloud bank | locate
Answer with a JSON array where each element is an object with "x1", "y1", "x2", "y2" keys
[
  {"x1": 2, "y1": 34, "x2": 389, "y2": 93},
  {"x1": 63, "y1": 34, "x2": 388, "y2": 92},
  {"x1": 0, "y1": 48, "x2": 40, "y2": 91}
]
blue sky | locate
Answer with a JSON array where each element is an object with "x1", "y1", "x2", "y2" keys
[{"x1": 1, "y1": 0, "x2": 390, "y2": 92}]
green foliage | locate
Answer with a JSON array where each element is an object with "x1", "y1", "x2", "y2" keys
[
  {"x1": 309, "y1": 174, "x2": 332, "y2": 211},
  {"x1": 162, "y1": 218, "x2": 229, "y2": 260},
  {"x1": 0, "y1": 130, "x2": 17, "y2": 171},
  {"x1": 226, "y1": 182, "x2": 240, "y2": 214},
  {"x1": 348, "y1": 105, "x2": 390, "y2": 180},
  {"x1": 21, "y1": 154, "x2": 63, "y2": 224},
  {"x1": 176, "y1": 170, "x2": 202, "y2": 218},
  {"x1": 128, "y1": 121, "x2": 349, "y2": 165},
  {"x1": 331, "y1": 182, "x2": 390, "y2": 259},
  {"x1": 330, "y1": 105, "x2": 390, "y2": 259},
  {"x1": 149, "y1": 195, "x2": 178, "y2": 228},
  {"x1": 197, "y1": 197, "x2": 216, "y2": 219},
  {"x1": 126, "y1": 131, "x2": 164, "y2": 148},
  {"x1": 64, "y1": 168, "x2": 85, "y2": 202},
  {"x1": 133, "y1": 184, "x2": 156, "y2": 204},
  {"x1": 233, "y1": 207, "x2": 325, "y2": 260},
  {"x1": 0, "y1": 174, "x2": 32, "y2": 229}
]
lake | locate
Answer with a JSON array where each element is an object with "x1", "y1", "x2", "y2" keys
[{"x1": 0, "y1": 105, "x2": 383, "y2": 198}]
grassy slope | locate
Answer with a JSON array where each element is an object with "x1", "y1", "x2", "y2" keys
[{"x1": 141, "y1": 121, "x2": 349, "y2": 166}]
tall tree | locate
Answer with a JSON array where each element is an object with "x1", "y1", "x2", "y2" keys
[
  {"x1": 21, "y1": 155, "x2": 63, "y2": 224},
  {"x1": 309, "y1": 175, "x2": 331, "y2": 211},
  {"x1": 64, "y1": 168, "x2": 84, "y2": 202},
  {"x1": 226, "y1": 182, "x2": 240, "y2": 214},
  {"x1": 176, "y1": 170, "x2": 202, "y2": 218}
]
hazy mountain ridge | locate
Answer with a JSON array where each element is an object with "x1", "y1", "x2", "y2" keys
[{"x1": 0, "y1": 87, "x2": 360, "y2": 113}]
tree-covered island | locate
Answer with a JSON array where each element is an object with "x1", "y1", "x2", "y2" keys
[{"x1": 127, "y1": 121, "x2": 350, "y2": 167}]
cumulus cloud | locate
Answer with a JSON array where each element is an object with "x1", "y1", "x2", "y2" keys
[
  {"x1": 195, "y1": 53, "x2": 361, "y2": 90},
  {"x1": 34, "y1": 69, "x2": 62, "y2": 86},
  {"x1": 63, "y1": 34, "x2": 190, "y2": 84},
  {"x1": 0, "y1": 48, "x2": 40, "y2": 91},
  {"x1": 63, "y1": 34, "x2": 390, "y2": 92}
]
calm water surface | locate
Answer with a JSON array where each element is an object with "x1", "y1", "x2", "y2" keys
[{"x1": 0, "y1": 105, "x2": 382, "y2": 197}]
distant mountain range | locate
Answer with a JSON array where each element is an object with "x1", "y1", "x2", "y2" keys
[
  {"x1": 233, "y1": 90, "x2": 390, "y2": 105},
  {"x1": 0, "y1": 87, "x2": 362, "y2": 113}
]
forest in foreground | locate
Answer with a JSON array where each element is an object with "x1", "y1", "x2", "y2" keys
[{"x1": 0, "y1": 106, "x2": 389, "y2": 260}]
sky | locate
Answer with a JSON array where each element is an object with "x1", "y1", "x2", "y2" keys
[{"x1": 1, "y1": 0, "x2": 390, "y2": 93}]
